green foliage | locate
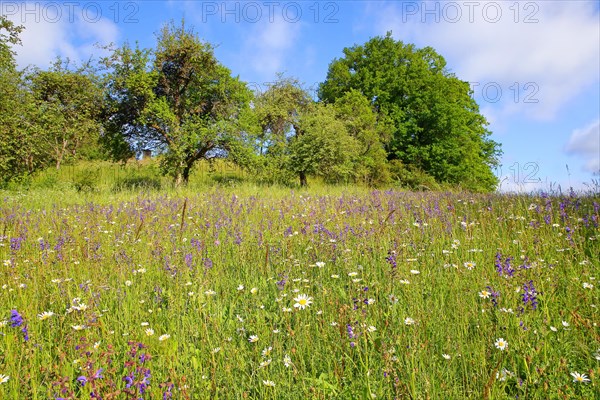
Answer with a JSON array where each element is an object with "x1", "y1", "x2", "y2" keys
[
  {"x1": 254, "y1": 154, "x2": 298, "y2": 186},
  {"x1": 27, "y1": 60, "x2": 104, "y2": 169},
  {"x1": 253, "y1": 77, "x2": 371, "y2": 187},
  {"x1": 0, "y1": 16, "x2": 23, "y2": 71},
  {"x1": 388, "y1": 159, "x2": 442, "y2": 191},
  {"x1": 319, "y1": 32, "x2": 501, "y2": 192},
  {"x1": 290, "y1": 103, "x2": 360, "y2": 184},
  {"x1": 0, "y1": 18, "x2": 46, "y2": 186},
  {"x1": 112, "y1": 175, "x2": 162, "y2": 192},
  {"x1": 252, "y1": 76, "x2": 313, "y2": 186},
  {"x1": 2, "y1": 17, "x2": 505, "y2": 193},
  {"x1": 210, "y1": 172, "x2": 245, "y2": 186},
  {"x1": 72, "y1": 167, "x2": 100, "y2": 192},
  {"x1": 29, "y1": 170, "x2": 60, "y2": 190},
  {"x1": 254, "y1": 75, "x2": 312, "y2": 141},
  {"x1": 102, "y1": 20, "x2": 255, "y2": 186},
  {"x1": 1, "y1": 20, "x2": 105, "y2": 185},
  {"x1": 333, "y1": 89, "x2": 391, "y2": 186}
]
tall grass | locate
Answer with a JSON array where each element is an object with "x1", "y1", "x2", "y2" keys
[{"x1": 0, "y1": 172, "x2": 598, "y2": 398}]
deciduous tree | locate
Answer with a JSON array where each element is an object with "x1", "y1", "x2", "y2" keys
[
  {"x1": 319, "y1": 33, "x2": 501, "y2": 192},
  {"x1": 102, "y1": 21, "x2": 255, "y2": 185},
  {"x1": 290, "y1": 102, "x2": 360, "y2": 186},
  {"x1": 27, "y1": 60, "x2": 104, "y2": 169},
  {"x1": 0, "y1": 17, "x2": 43, "y2": 185},
  {"x1": 252, "y1": 76, "x2": 312, "y2": 185}
]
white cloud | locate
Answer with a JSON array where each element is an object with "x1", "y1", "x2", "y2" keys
[
  {"x1": 240, "y1": 16, "x2": 302, "y2": 81},
  {"x1": 565, "y1": 119, "x2": 600, "y2": 173},
  {"x1": 370, "y1": 1, "x2": 600, "y2": 120},
  {"x1": 4, "y1": 2, "x2": 119, "y2": 69}
]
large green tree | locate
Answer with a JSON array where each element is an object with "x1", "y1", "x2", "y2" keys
[
  {"x1": 27, "y1": 60, "x2": 104, "y2": 169},
  {"x1": 0, "y1": 17, "x2": 45, "y2": 185},
  {"x1": 290, "y1": 102, "x2": 360, "y2": 186},
  {"x1": 252, "y1": 76, "x2": 312, "y2": 185},
  {"x1": 254, "y1": 77, "x2": 369, "y2": 187},
  {"x1": 102, "y1": 21, "x2": 255, "y2": 185},
  {"x1": 319, "y1": 33, "x2": 501, "y2": 192},
  {"x1": 332, "y1": 89, "x2": 391, "y2": 186}
]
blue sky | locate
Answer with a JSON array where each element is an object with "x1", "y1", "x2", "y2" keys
[{"x1": 3, "y1": 1, "x2": 599, "y2": 192}]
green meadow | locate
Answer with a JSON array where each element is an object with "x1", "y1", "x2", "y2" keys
[{"x1": 0, "y1": 165, "x2": 598, "y2": 399}]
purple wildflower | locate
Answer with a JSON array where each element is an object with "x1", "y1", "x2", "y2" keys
[
  {"x1": 486, "y1": 286, "x2": 500, "y2": 307},
  {"x1": 520, "y1": 320, "x2": 528, "y2": 331},
  {"x1": 77, "y1": 376, "x2": 87, "y2": 386},
  {"x1": 521, "y1": 280, "x2": 538, "y2": 311},
  {"x1": 495, "y1": 252, "x2": 503, "y2": 275},
  {"x1": 10, "y1": 237, "x2": 22, "y2": 251},
  {"x1": 386, "y1": 250, "x2": 397, "y2": 270},
  {"x1": 123, "y1": 374, "x2": 134, "y2": 388},
  {"x1": 346, "y1": 324, "x2": 355, "y2": 339},
  {"x1": 519, "y1": 257, "x2": 531, "y2": 270},
  {"x1": 276, "y1": 274, "x2": 287, "y2": 290},
  {"x1": 10, "y1": 310, "x2": 24, "y2": 327},
  {"x1": 495, "y1": 253, "x2": 515, "y2": 277},
  {"x1": 163, "y1": 383, "x2": 174, "y2": 399},
  {"x1": 139, "y1": 368, "x2": 151, "y2": 394},
  {"x1": 184, "y1": 253, "x2": 193, "y2": 268}
]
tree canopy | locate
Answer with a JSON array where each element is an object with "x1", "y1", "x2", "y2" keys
[
  {"x1": 253, "y1": 78, "x2": 387, "y2": 187},
  {"x1": 102, "y1": 20, "x2": 255, "y2": 185},
  {"x1": 319, "y1": 33, "x2": 501, "y2": 192},
  {"x1": 27, "y1": 61, "x2": 104, "y2": 169},
  {"x1": 0, "y1": 16, "x2": 40, "y2": 184}
]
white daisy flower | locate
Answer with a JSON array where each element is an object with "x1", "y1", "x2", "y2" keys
[
  {"x1": 570, "y1": 372, "x2": 590, "y2": 383},
  {"x1": 293, "y1": 294, "x2": 313, "y2": 310},
  {"x1": 494, "y1": 338, "x2": 508, "y2": 351},
  {"x1": 38, "y1": 311, "x2": 55, "y2": 320}
]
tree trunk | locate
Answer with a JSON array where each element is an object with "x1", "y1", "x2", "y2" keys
[
  {"x1": 55, "y1": 139, "x2": 68, "y2": 169},
  {"x1": 182, "y1": 163, "x2": 192, "y2": 184},
  {"x1": 175, "y1": 172, "x2": 184, "y2": 187},
  {"x1": 175, "y1": 160, "x2": 194, "y2": 187},
  {"x1": 299, "y1": 171, "x2": 307, "y2": 187}
]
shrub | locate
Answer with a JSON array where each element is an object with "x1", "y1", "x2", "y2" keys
[{"x1": 72, "y1": 168, "x2": 99, "y2": 192}]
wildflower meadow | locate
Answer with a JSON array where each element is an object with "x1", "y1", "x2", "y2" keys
[{"x1": 0, "y1": 186, "x2": 598, "y2": 399}]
